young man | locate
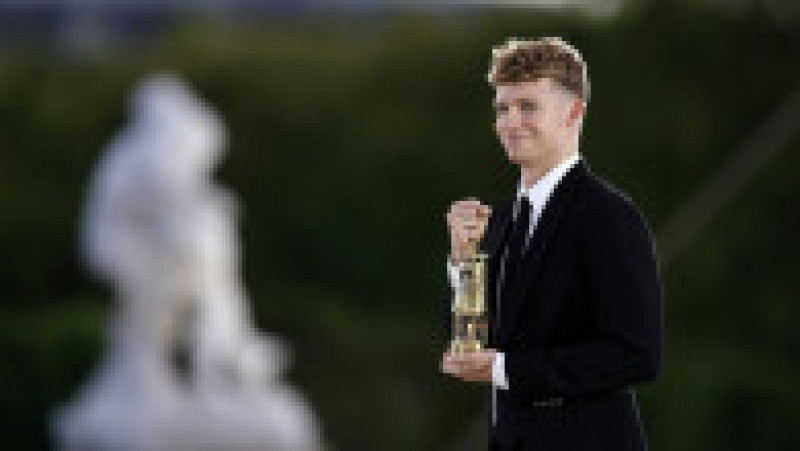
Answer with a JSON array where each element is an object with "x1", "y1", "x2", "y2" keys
[{"x1": 441, "y1": 37, "x2": 663, "y2": 451}]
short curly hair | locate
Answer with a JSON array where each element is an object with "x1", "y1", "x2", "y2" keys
[{"x1": 487, "y1": 37, "x2": 589, "y2": 102}]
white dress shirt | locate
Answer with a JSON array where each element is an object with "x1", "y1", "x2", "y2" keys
[{"x1": 447, "y1": 152, "x2": 581, "y2": 421}]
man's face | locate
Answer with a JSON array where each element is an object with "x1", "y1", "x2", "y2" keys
[{"x1": 493, "y1": 78, "x2": 583, "y2": 167}]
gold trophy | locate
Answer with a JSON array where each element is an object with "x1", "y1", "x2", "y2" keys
[{"x1": 449, "y1": 234, "x2": 489, "y2": 354}]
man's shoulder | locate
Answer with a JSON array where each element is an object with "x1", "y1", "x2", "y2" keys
[
  {"x1": 582, "y1": 171, "x2": 635, "y2": 206},
  {"x1": 578, "y1": 169, "x2": 651, "y2": 228}
]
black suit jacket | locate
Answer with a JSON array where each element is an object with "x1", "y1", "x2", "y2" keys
[{"x1": 481, "y1": 160, "x2": 663, "y2": 451}]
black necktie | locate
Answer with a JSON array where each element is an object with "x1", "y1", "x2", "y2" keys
[
  {"x1": 508, "y1": 196, "x2": 531, "y2": 259},
  {"x1": 494, "y1": 196, "x2": 531, "y2": 340}
]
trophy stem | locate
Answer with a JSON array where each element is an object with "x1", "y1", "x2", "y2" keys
[{"x1": 449, "y1": 251, "x2": 489, "y2": 355}]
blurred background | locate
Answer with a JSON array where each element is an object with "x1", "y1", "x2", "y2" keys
[{"x1": 1, "y1": 0, "x2": 798, "y2": 449}]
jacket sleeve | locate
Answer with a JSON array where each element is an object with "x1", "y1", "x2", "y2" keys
[{"x1": 505, "y1": 195, "x2": 663, "y2": 398}]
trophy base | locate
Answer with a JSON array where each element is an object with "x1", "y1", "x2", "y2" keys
[{"x1": 449, "y1": 339, "x2": 484, "y2": 355}]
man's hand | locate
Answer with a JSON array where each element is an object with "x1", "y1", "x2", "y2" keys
[
  {"x1": 446, "y1": 199, "x2": 491, "y2": 262},
  {"x1": 440, "y1": 349, "x2": 496, "y2": 383}
]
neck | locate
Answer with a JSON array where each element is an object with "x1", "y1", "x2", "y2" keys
[{"x1": 519, "y1": 146, "x2": 578, "y2": 190}]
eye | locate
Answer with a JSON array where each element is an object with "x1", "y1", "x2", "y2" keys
[
  {"x1": 494, "y1": 103, "x2": 509, "y2": 115},
  {"x1": 520, "y1": 100, "x2": 538, "y2": 112}
]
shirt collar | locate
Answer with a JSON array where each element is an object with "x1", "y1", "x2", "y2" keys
[{"x1": 516, "y1": 152, "x2": 581, "y2": 215}]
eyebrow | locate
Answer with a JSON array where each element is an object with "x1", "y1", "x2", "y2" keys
[{"x1": 493, "y1": 97, "x2": 539, "y2": 107}]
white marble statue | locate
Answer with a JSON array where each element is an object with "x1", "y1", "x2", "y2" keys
[{"x1": 51, "y1": 73, "x2": 325, "y2": 451}]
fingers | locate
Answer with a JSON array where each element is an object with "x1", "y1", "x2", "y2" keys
[
  {"x1": 441, "y1": 351, "x2": 494, "y2": 373},
  {"x1": 440, "y1": 351, "x2": 494, "y2": 383},
  {"x1": 440, "y1": 353, "x2": 456, "y2": 375},
  {"x1": 447, "y1": 200, "x2": 491, "y2": 222},
  {"x1": 446, "y1": 199, "x2": 492, "y2": 248}
]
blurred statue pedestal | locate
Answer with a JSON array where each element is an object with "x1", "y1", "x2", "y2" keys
[{"x1": 51, "y1": 74, "x2": 325, "y2": 451}]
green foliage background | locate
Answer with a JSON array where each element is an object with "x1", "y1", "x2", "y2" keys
[{"x1": 1, "y1": 4, "x2": 798, "y2": 450}]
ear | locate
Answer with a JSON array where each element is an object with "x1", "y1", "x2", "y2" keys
[{"x1": 566, "y1": 98, "x2": 585, "y2": 127}]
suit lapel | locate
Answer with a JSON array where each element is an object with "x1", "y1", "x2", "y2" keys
[
  {"x1": 498, "y1": 161, "x2": 588, "y2": 342},
  {"x1": 483, "y1": 199, "x2": 512, "y2": 345}
]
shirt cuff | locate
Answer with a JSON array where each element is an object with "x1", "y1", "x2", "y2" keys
[
  {"x1": 446, "y1": 260, "x2": 460, "y2": 290},
  {"x1": 492, "y1": 352, "x2": 509, "y2": 390}
]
